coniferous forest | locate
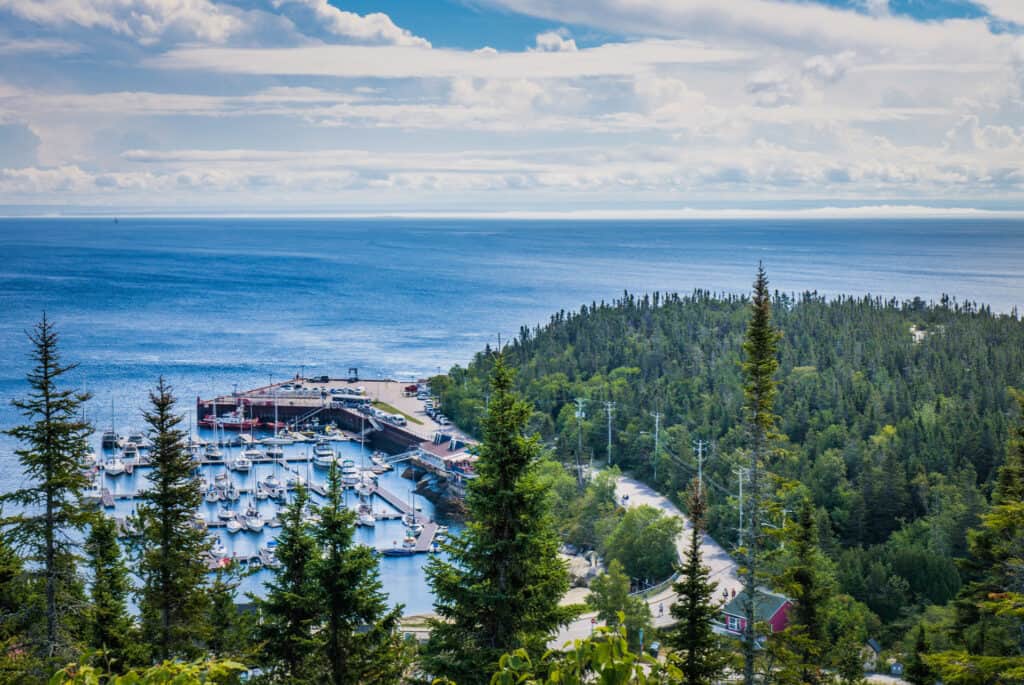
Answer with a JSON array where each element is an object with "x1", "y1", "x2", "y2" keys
[{"x1": 2, "y1": 274, "x2": 1023, "y2": 684}]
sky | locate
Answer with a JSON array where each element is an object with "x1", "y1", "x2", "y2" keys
[{"x1": 0, "y1": 0, "x2": 1022, "y2": 215}]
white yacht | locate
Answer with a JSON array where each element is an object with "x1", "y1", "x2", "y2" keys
[
  {"x1": 104, "y1": 456, "x2": 126, "y2": 476},
  {"x1": 339, "y1": 459, "x2": 360, "y2": 486},
  {"x1": 244, "y1": 505, "x2": 265, "y2": 533},
  {"x1": 357, "y1": 511, "x2": 376, "y2": 527},
  {"x1": 230, "y1": 455, "x2": 252, "y2": 472}
]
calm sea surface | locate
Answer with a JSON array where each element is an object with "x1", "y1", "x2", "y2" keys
[{"x1": 1, "y1": 217, "x2": 1022, "y2": 611}]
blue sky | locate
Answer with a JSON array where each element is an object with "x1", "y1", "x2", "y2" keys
[{"x1": 0, "y1": 0, "x2": 1022, "y2": 215}]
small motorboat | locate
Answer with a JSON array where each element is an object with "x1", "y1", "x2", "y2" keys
[
  {"x1": 210, "y1": 537, "x2": 227, "y2": 556},
  {"x1": 357, "y1": 511, "x2": 376, "y2": 527},
  {"x1": 204, "y1": 487, "x2": 221, "y2": 503},
  {"x1": 381, "y1": 547, "x2": 414, "y2": 557},
  {"x1": 402, "y1": 534, "x2": 418, "y2": 549},
  {"x1": 125, "y1": 432, "x2": 152, "y2": 449},
  {"x1": 230, "y1": 455, "x2": 252, "y2": 472},
  {"x1": 101, "y1": 429, "x2": 122, "y2": 450},
  {"x1": 407, "y1": 523, "x2": 424, "y2": 537},
  {"x1": 82, "y1": 477, "x2": 103, "y2": 505},
  {"x1": 354, "y1": 480, "x2": 372, "y2": 498},
  {"x1": 121, "y1": 443, "x2": 140, "y2": 464},
  {"x1": 243, "y1": 447, "x2": 264, "y2": 461},
  {"x1": 204, "y1": 443, "x2": 223, "y2": 461},
  {"x1": 193, "y1": 512, "x2": 208, "y2": 531},
  {"x1": 226, "y1": 519, "x2": 243, "y2": 534},
  {"x1": 217, "y1": 506, "x2": 235, "y2": 521}
]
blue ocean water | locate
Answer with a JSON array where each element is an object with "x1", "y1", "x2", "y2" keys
[{"x1": 1, "y1": 217, "x2": 1023, "y2": 611}]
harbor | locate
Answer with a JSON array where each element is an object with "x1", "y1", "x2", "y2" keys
[{"x1": 85, "y1": 374, "x2": 464, "y2": 610}]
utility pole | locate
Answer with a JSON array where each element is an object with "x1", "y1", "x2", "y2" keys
[
  {"x1": 604, "y1": 400, "x2": 615, "y2": 466},
  {"x1": 574, "y1": 398, "x2": 587, "y2": 488},
  {"x1": 693, "y1": 439, "x2": 708, "y2": 496},
  {"x1": 650, "y1": 410, "x2": 661, "y2": 481},
  {"x1": 733, "y1": 466, "x2": 747, "y2": 548}
]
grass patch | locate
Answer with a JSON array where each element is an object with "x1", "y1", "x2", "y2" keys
[{"x1": 371, "y1": 400, "x2": 424, "y2": 425}]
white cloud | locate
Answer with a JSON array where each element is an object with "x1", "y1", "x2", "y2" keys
[
  {"x1": 977, "y1": 0, "x2": 1024, "y2": 26},
  {"x1": 803, "y1": 51, "x2": 856, "y2": 83},
  {"x1": 151, "y1": 39, "x2": 749, "y2": 78},
  {"x1": 0, "y1": 0, "x2": 245, "y2": 44},
  {"x1": 532, "y1": 29, "x2": 577, "y2": 52},
  {"x1": 271, "y1": 0, "x2": 430, "y2": 47}
]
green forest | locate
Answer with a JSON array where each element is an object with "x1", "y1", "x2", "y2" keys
[
  {"x1": 433, "y1": 288, "x2": 1024, "y2": 643},
  {"x1": 1, "y1": 273, "x2": 1023, "y2": 685}
]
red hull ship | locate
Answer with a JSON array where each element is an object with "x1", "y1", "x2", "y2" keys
[{"x1": 199, "y1": 410, "x2": 261, "y2": 431}]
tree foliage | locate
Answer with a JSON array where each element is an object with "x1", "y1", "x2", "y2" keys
[
  {"x1": 135, "y1": 378, "x2": 209, "y2": 662},
  {"x1": 2, "y1": 316, "x2": 93, "y2": 668},
  {"x1": 424, "y1": 353, "x2": 577, "y2": 684},
  {"x1": 585, "y1": 559, "x2": 652, "y2": 651}
]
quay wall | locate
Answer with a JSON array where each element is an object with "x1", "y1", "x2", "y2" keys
[{"x1": 196, "y1": 397, "x2": 423, "y2": 453}]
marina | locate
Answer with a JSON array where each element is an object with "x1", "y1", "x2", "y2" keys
[{"x1": 87, "y1": 378, "x2": 459, "y2": 611}]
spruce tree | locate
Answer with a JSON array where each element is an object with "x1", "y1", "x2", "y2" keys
[
  {"x1": 0, "y1": 524, "x2": 32, "y2": 681},
  {"x1": 585, "y1": 559, "x2": 652, "y2": 650},
  {"x1": 739, "y1": 264, "x2": 781, "y2": 685},
  {"x1": 135, "y1": 378, "x2": 209, "y2": 662},
  {"x1": 774, "y1": 498, "x2": 831, "y2": 685},
  {"x1": 254, "y1": 484, "x2": 319, "y2": 681},
  {"x1": 84, "y1": 515, "x2": 134, "y2": 671},
  {"x1": 667, "y1": 478, "x2": 728, "y2": 685},
  {"x1": 312, "y1": 462, "x2": 404, "y2": 684},
  {"x1": 423, "y1": 353, "x2": 576, "y2": 684},
  {"x1": 206, "y1": 563, "x2": 251, "y2": 663},
  {"x1": 928, "y1": 389, "x2": 1024, "y2": 683},
  {"x1": 904, "y1": 624, "x2": 934, "y2": 685},
  {"x1": 2, "y1": 315, "x2": 92, "y2": 666}
]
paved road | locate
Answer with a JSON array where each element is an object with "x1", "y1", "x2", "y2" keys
[{"x1": 551, "y1": 474, "x2": 741, "y2": 645}]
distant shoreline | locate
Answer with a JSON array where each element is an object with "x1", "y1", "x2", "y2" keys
[{"x1": 3, "y1": 206, "x2": 1024, "y2": 221}]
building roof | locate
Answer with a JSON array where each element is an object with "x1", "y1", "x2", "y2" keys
[{"x1": 722, "y1": 588, "x2": 791, "y2": 622}]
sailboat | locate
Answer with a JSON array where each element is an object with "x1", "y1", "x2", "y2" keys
[
  {"x1": 244, "y1": 503, "x2": 265, "y2": 532},
  {"x1": 104, "y1": 456, "x2": 126, "y2": 476}
]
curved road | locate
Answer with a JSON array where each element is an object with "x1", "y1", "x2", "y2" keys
[{"x1": 552, "y1": 474, "x2": 741, "y2": 645}]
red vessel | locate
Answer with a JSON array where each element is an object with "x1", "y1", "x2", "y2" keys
[{"x1": 199, "y1": 410, "x2": 261, "y2": 431}]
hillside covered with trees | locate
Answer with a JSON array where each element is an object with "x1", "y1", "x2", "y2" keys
[{"x1": 433, "y1": 289, "x2": 1024, "y2": 639}]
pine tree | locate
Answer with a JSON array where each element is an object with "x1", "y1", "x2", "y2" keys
[
  {"x1": 667, "y1": 478, "x2": 728, "y2": 685},
  {"x1": 774, "y1": 498, "x2": 831, "y2": 685},
  {"x1": 740, "y1": 264, "x2": 781, "y2": 685},
  {"x1": 312, "y1": 462, "x2": 404, "y2": 684},
  {"x1": 206, "y1": 563, "x2": 251, "y2": 663},
  {"x1": 904, "y1": 624, "x2": 934, "y2": 685},
  {"x1": 423, "y1": 352, "x2": 576, "y2": 684},
  {"x1": 254, "y1": 484, "x2": 319, "y2": 681},
  {"x1": 135, "y1": 378, "x2": 209, "y2": 662},
  {"x1": 84, "y1": 515, "x2": 134, "y2": 671},
  {"x1": 585, "y1": 559, "x2": 652, "y2": 651},
  {"x1": 0, "y1": 524, "x2": 33, "y2": 681},
  {"x1": 927, "y1": 389, "x2": 1024, "y2": 684},
  {"x1": 1, "y1": 315, "x2": 92, "y2": 667}
]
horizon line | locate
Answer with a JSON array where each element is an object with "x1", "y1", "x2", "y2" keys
[{"x1": 2, "y1": 205, "x2": 1024, "y2": 221}]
